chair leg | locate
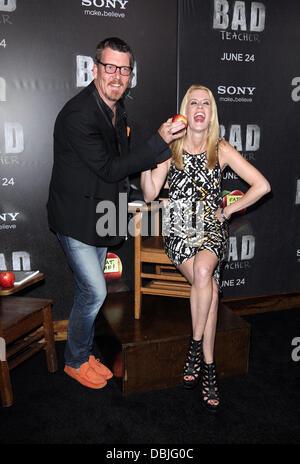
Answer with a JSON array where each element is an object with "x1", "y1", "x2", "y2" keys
[
  {"x1": 134, "y1": 260, "x2": 142, "y2": 319},
  {"x1": 43, "y1": 304, "x2": 58, "y2": 373},
  {"x1": 134, "y1": 291, "x2": 142, "y2": 320},
  {"x1": 0, "y1": 338, "x2": 13, "y2": 407},
  {"x1": 134, "y1": 211, "x2": 142, "y2": 320}
]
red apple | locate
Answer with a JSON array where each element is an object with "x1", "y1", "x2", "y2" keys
[
  {"x1": 172, "y1": 114, "x2": 188, "y2": 128},
  {"x1": 221, "y1": 190, "x2": 246, "y2": 215},
  {"x1": 104, "y1": 253, "x2": 123, "y2": 280},
  {"x1": 0, "y1": 271, "x2": 15, "y2": 288}
]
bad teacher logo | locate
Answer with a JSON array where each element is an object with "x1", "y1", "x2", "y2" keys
[
  {"x1": 220, "y1": 123, "x2": 260, "y2": 162},
  {"x1": 225, "y1": 235, "x2": 255, "y2": 269},
  {"x1": 0, "y1": 0, "x2": 16, "y2": 11},
  {"x1": 213, "y1": 0, "x2": 266, "y2": 42},
  {"x1": 0, "y1": 0, "x2": 16, "y2": 25},
  {"x1": 0, "y1": 122, "x2": 24, "y2": 166},
  {"x1": 0, "y1": 251, "x2": 31, "y2": 271}
]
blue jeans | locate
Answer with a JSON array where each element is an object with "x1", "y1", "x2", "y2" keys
[{"x1": 57, "y1": 233, "x2": 107, "y2": 368}]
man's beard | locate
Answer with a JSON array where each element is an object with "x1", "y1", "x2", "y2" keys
[{"x1": 105, "y1": 81, "x2": 125, "y2": 102}]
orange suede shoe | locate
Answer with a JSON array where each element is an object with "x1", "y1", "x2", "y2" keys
[
  {"x1": 64, "y1": 362, "x2": 107, "y2": 389},
  {"x1": 89, "y1": 355, "x2": 113, "y2": 380}
]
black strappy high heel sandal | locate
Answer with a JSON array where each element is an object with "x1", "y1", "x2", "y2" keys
[
  {"x1": 201, "y1": 361, "x2": 220, "y2": 412},
  {"x1": 183, "y1": 337, "x2": 203, "y2": 389}
]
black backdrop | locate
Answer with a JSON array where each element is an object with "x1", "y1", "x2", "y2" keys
[
  {"x1": 178, "y1": 0, "x2": 300, "y2": 297},
  {"x1": 0, "y1": 0, "x2": 299, "y2": 320}
]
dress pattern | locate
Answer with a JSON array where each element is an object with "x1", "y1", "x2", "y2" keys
[{"x1": 163, "y1": 150, "x2": 228, "y2": 286}]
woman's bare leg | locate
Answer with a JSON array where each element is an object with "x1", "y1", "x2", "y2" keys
[
  {"x1": 179, "y1": 250, "x2": 220, "y2": 406},
  {"x1": 202, "y1": 277, "x2": 219, "y2": 364},
  {"x1": 178, "y1": 249, "x2": 219, "y2": 377}
]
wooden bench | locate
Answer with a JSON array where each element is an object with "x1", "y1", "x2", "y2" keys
[{"x1": 0, "y1": 296, "x2": 57, "y2": 407}]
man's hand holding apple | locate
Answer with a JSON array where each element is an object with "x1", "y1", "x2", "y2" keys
[{"x1": 158, "y1": 114, "x2": 187, "y2": 144}]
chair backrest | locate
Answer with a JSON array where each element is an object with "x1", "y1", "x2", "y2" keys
[{"x1": 131, "y1": 202, "x2": 190, "y2": 319}]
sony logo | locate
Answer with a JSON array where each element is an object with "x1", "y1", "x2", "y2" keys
[
  {"x1": 218, "y1": 85, "x2": 256, "y2": 96},
  {"x1": 297, "y1": 249, "x2": 300, "y2": 258},
  {"x1": 0, "y1": 212, "x2": 20, "y2": 221},
  {"x1": 81, "y1": 0, "x2": 128, "y2": 9}
]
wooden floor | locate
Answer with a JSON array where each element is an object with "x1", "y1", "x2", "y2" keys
[
  {"x1": 19, "y1": 289, "x2": 300, "y2": 395},
  {"x1": 51, "y1": 290, "x2": 300, "y2": 341},
  {"x1": 222, "y1": 290, "x2": 300, "y2": 315}
]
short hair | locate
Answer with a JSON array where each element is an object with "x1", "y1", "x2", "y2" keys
[{"x1": 95, "y1": 37, "x2": 134, "y2": 68}]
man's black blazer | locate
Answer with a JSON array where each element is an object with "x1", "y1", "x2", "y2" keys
[{"x1": 47, "y1": 81, "x2": 171, "y2": 247}]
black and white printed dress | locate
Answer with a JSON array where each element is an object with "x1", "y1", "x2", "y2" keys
[{"x1": 163, "y1": 150, "x2": 228, "y2": 287}]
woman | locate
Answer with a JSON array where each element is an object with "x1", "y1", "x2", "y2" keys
[{"x1": 141, "y1": 85, "x2": 270, "y2": 412}]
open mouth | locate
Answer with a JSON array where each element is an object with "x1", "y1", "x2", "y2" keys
[{"x1": 194, "y1": 112, "x2": 205, "y2": 122}]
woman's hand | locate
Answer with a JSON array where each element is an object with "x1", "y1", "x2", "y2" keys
[
  {"x1": 218, "y1": 140, "x2": 270, "y2": 216},
  {"x1": 215, "y1": 206, "x2": 231, "y2": 223}
]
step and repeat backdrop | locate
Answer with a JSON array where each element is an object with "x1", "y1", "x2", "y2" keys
[
  {"x1": 0, "y1": 0, "x2": 299, "y2": 319},
  {"x1": 178, "y1": 0, "x2": 300, "y2": 298}
]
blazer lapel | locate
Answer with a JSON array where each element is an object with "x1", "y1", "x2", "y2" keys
[{"x1": 91, "y1": 86, "x2": 120, "y2": 154}]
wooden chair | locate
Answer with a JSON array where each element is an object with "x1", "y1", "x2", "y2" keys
[
  {"x1": 0, "y1": 296, "x2": 57, "y2": 407},
  {"x1": 131, "y1": 203, "x2": 191, "y2": 319}
]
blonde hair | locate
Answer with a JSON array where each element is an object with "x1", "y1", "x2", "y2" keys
[{"x1": 170, "y1": 85, "x2": 220, "y2": 170}]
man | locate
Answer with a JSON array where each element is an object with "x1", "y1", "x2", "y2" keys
[{"x1": 47, "y1": 37, "x2": 185, "y2": 389}]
